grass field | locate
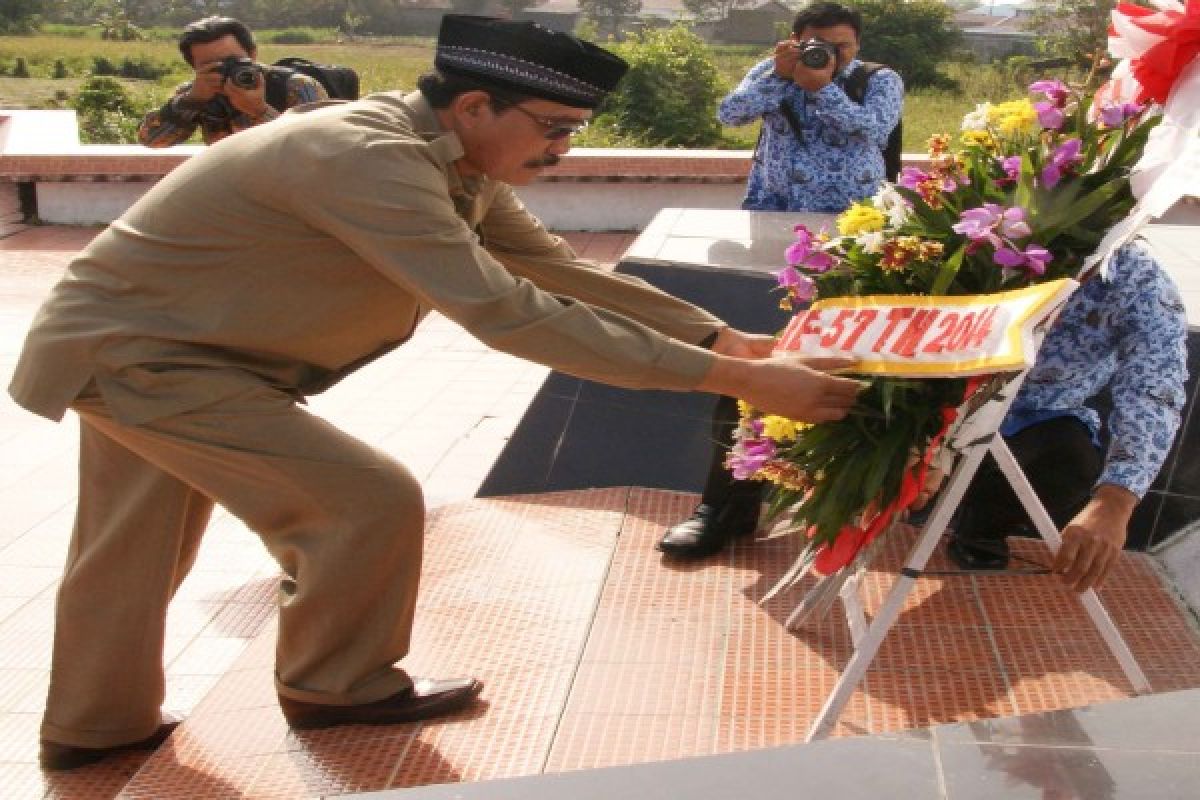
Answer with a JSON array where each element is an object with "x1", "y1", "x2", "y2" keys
[{"x1": 0, "y1": 33, "x2": 1030, "y2": 152}]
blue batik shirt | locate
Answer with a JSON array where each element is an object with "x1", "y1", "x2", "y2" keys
[
  {"x1": 718, "y1": 58, "x2": 904, "y2": 213},
  {"x1": 1003, "y1": 241, "x2": 1189, "y2": 498}
]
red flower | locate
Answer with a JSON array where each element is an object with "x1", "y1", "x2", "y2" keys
[{"x1": 1112, "y1": 1, "x2": 1200, "y2": 105}]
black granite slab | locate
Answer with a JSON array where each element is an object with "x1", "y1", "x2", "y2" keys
[{"x1": 476, "y1": 258, "x2": 790, "y2": 497}]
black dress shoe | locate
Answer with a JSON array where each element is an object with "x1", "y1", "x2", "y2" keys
[
  {"x1": 40, "y1": 714, "x2": 181, "y2": 771},
  {"x1": 280, "y1": 677, "x2": 483, "y2": 730},
  {"x1": 946, "y1": 537, "x2": 1009, "y2": 571},
  {"x1": 657, "y1": 501, "x2": 760, "y2": 559}
]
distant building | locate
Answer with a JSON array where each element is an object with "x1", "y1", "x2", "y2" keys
[
  {"x1": 953, "y1": 7, "x2": 1039, "y2": 61},
  {"x1": 709, "y1": 1, "x2": 794, "y2": 45}
]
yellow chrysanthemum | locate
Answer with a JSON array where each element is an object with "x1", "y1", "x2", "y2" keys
[
  {"x1": 836, "y1": 203, "x2": 887, "y2": 237},
  {"x1": 959, "y1": 129, "x2": 997, "y2": 151},
  {"x1": 761, "y1": 414, "x2": 803, "y2": 441},
  {"x1": 987, "y1": 100, "x2": 1038, "y2": 136}
]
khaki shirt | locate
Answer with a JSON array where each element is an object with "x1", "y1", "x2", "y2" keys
[{"x1": 9, "y1": 92, "x2": 721, "y2": 425}]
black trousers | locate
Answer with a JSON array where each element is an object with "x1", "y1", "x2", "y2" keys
[
  {"x1": 955, "y1": 415, "x2": 1104, "y2": 545},
  {"x1": 699, "y1": 395, "x2": 766, "y2": 507}
]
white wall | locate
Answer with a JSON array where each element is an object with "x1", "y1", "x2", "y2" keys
[
  {"x1": 515, "y1": 181, "x2": 746, "y2": 231},
  {"x1": 36, "y1": 182, "x2": 157, "y2": 226}
]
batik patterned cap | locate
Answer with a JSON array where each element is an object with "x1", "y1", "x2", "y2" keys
[{"x1": 434, "y1": 14, "x2": 628, "y2": 109}]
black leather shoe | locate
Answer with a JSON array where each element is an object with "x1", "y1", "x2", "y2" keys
[
  {"x1": 657, "y1": 501, "x2": 760, "y2": 559},
  {"x1": 39, "y1": 714, "x2": 181, "y2": 771},
  {"x1": 946, "y1": 537, "x2": 1009, "y2": 571},
  {"x1": 280, "y1": 677, "x2": 483, "y2": 730}
]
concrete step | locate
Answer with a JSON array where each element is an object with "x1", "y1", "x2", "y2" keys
[{"x1": 344, "y1": 688, "x2": 1200, "y2": 799}]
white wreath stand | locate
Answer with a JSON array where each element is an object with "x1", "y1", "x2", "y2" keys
[{"x1": 800, "y1": 368, "x2": 1152, "y2": 742}]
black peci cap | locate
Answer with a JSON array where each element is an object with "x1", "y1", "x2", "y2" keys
[{"x1": 434, "y1": 14, "x2": 628, "y2": 109}]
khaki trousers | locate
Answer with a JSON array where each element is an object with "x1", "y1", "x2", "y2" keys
[{"x1": 42, "y1": 381, "x2": 423, "y2": 749}]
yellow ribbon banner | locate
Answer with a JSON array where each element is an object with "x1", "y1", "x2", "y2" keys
[{"x1": 773, "y1": 279, "x2": 1079, "y2": 377}]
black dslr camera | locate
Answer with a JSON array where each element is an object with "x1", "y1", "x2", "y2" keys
[
  {"x1": 797, "y1": 39, "x2": 838, "y2": 70},
  {"x1": 219, "y1": 56, "x2": 261, "y2": 90}
]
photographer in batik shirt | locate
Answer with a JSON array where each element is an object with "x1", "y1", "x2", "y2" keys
[
  {"x1": 138, "y1": 16, "x2": 327, "y2": 148},
  {"x1": 657, "y1": 3, "x2": 904, "y2": 559},
  {"x1": 718, "y1": 1, "x2": 903, "y2": 213}
]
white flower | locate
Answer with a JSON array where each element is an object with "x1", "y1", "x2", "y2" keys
[
  {"x1": 859, "y1": 231, "x2": 885, "y2": 254},
  {"x1": 872, "y1": 184, "x2": 910, "y2": 227},
  {"x1": 961, "y1": 102, "x2": 992, "y2": 131}
]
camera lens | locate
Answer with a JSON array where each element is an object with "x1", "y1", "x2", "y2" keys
[
  {"x1": 221, "y1": 57, "x2": 259, "y2": 90},
  {"x1": 799, "y1": 44, "x2": 832, "y2": 69},
  {"x1": 230, "y1": 67, "x2": 257, "y2": 90}
]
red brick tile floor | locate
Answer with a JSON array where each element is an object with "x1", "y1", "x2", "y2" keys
[{"x1": 2, "y1": 226, "x2": 1199, "y2": 798}]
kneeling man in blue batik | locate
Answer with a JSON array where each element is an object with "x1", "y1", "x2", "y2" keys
[{"x1": 947, "y1": 241, "x2": 1188, "y2": 593}]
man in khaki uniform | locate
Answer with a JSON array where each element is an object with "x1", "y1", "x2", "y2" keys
[{"x1": 11, "y1": 15, "x2": 862, "y2": 770}]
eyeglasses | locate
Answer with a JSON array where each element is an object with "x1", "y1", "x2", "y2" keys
[{"x1": 502, "y1": 103, "x2": 589, "y2": 140}]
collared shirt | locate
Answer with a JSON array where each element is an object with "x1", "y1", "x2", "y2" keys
[
  {"x1": 1003, "y1": 241, "x2": 1189, "y2": 498},
  {"x1": 137, "y1": 70, "x2": 328, "y2": 148},
  {"x1": 11, "y1": 92, "x2": 721, "y2": 425},
  {"x1": 718, "y1": 58, "x2": 903, "y2": 213}
]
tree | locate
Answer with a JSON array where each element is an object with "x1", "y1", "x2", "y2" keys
[
  {"x1": 681, "y1": 0, "x2": 754, "y2": 25},
  {"x1": 1, "y1": 0, "x2": 43, "y2": 34},
  {"x1": 1024, "y1": 0, "x2": 1118, "y2": 62},
  {"x1": 578, "y1": 0, "x2": 642, "y2": 41},
  {"x1": 449, "y1": 0, "x2": 492, "y2": 13},
  {"x1": 603, "y1": 26, "x2": 725, "y2": 147},
  {"x1": 497, "y1": 0, "x2": 547, "y2": 18},
  {"x1": 849, "y1": 0, "x2": 961, "y2": 90},
  {"x1": 91, "y1": 1, "x2": 145, "y2": 40}
]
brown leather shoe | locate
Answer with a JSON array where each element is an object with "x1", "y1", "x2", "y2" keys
[
  {"x1": 279, "y1": 677, "x2": 484, "y2": 730},
  {"x1": 39, "y1": 714, "x2": 181, "y2": 771}
]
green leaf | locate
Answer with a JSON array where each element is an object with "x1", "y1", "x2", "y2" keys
[{"x1": 931, "y1": 243, "x2": 965, "y2": 295}]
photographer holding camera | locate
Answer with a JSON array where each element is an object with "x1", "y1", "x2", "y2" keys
[
  {"x1": 138, "y1": 17, "x2": 327, "y2": 148},
  {"x1": 717, "y1": 2, "x2": 902, "y2": 214},
  {"x1": 657, "y1": 3, "x2": 903, "y2": 560}
]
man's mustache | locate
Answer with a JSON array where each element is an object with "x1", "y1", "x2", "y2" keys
[{"x1": 524, "y1": 154, "x2": 560, "y2": 168}]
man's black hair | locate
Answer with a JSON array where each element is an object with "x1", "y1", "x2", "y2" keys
[
  {"x1": 178, "y1": 16, "x2": 256, "y2": 66},
  {"x1": 416, "y1": 70, "x2": 533, "y2": 110},
  {"x1": 792, "y1": 2, "x2": 863, "y2": 37}
]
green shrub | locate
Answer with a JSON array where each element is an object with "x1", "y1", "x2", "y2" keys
[
  {"x1": 72, "y1": 76, "x2": 150, "y2": 143},
  {"x1": 77, "y1": 109, "x2": 142, "y2": 144},
  {"x1": 13, "y1": 57, "x2": 31, "y2": 78},
  {"x1": 71, "y1": 75, "x2": 147, "y2": 143},
  {"x1": 91, "y1": 55, "x2": 116, "y2": 75},
  {"x1": 851, "y1": 0, "x2": 961, "y2": 90},
  {"x1": 73, "y1": 76, "x2": 136, "y2": 115},
  {"x1": 90, "y1": 55, "x2": 169, "y2": 81},
  {"x1": 602, "y1": 26, "x2": 725, "y2": 148},
  {"x1": 268, "y1": 29, "x2": 317, "y2": 45},
  {"x1": 52, "y1": 59, "x2": 68, "y2": 79}
]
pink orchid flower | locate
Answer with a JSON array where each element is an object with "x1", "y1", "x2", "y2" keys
[
  {"x1": 1029, "y1": 79, "x2": 1070, "y2": 107},
  {"x1": 1040, "y1": 138, "x2": 1083, "y2": 189},
  {"x1": 1097, "y1": 101, "x2": 1145, "y2": 127},
  {"x1": 775, "y1": 266, "x2": 816, "y2": 303},
  {"x1": 785, "y1": 226, "x2": 836, "y2": 273},
  {"x1": 1035, "y1": 100, "x2": 1065, "y2": 130}
]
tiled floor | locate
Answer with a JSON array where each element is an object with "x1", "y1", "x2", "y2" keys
[{"x1": 2, "y1": 225, "x2": 1200, "y2": 799}]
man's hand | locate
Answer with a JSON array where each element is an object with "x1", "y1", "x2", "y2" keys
[
  {"x1": 185, "y1": 65, "x2": 226, "y2": 103},
  {"x1": 223, "y1": 70, "x2": 271, "y2": 119},
  {"x1": 792, "y1": 57, "x2": 837, "y2": 93},
  {"x1": 1052, "y1": 485, "x2": 1136, "y2": 592},
  {"x1": 699, "y1": 353, "x2": 862, "y2": 423},
  {"x1": 709, "y1": 327, "x2": 775, "y2": 359},
  {"x1": 772, "y1": 39, "x2": 801, "y2": 80}
]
